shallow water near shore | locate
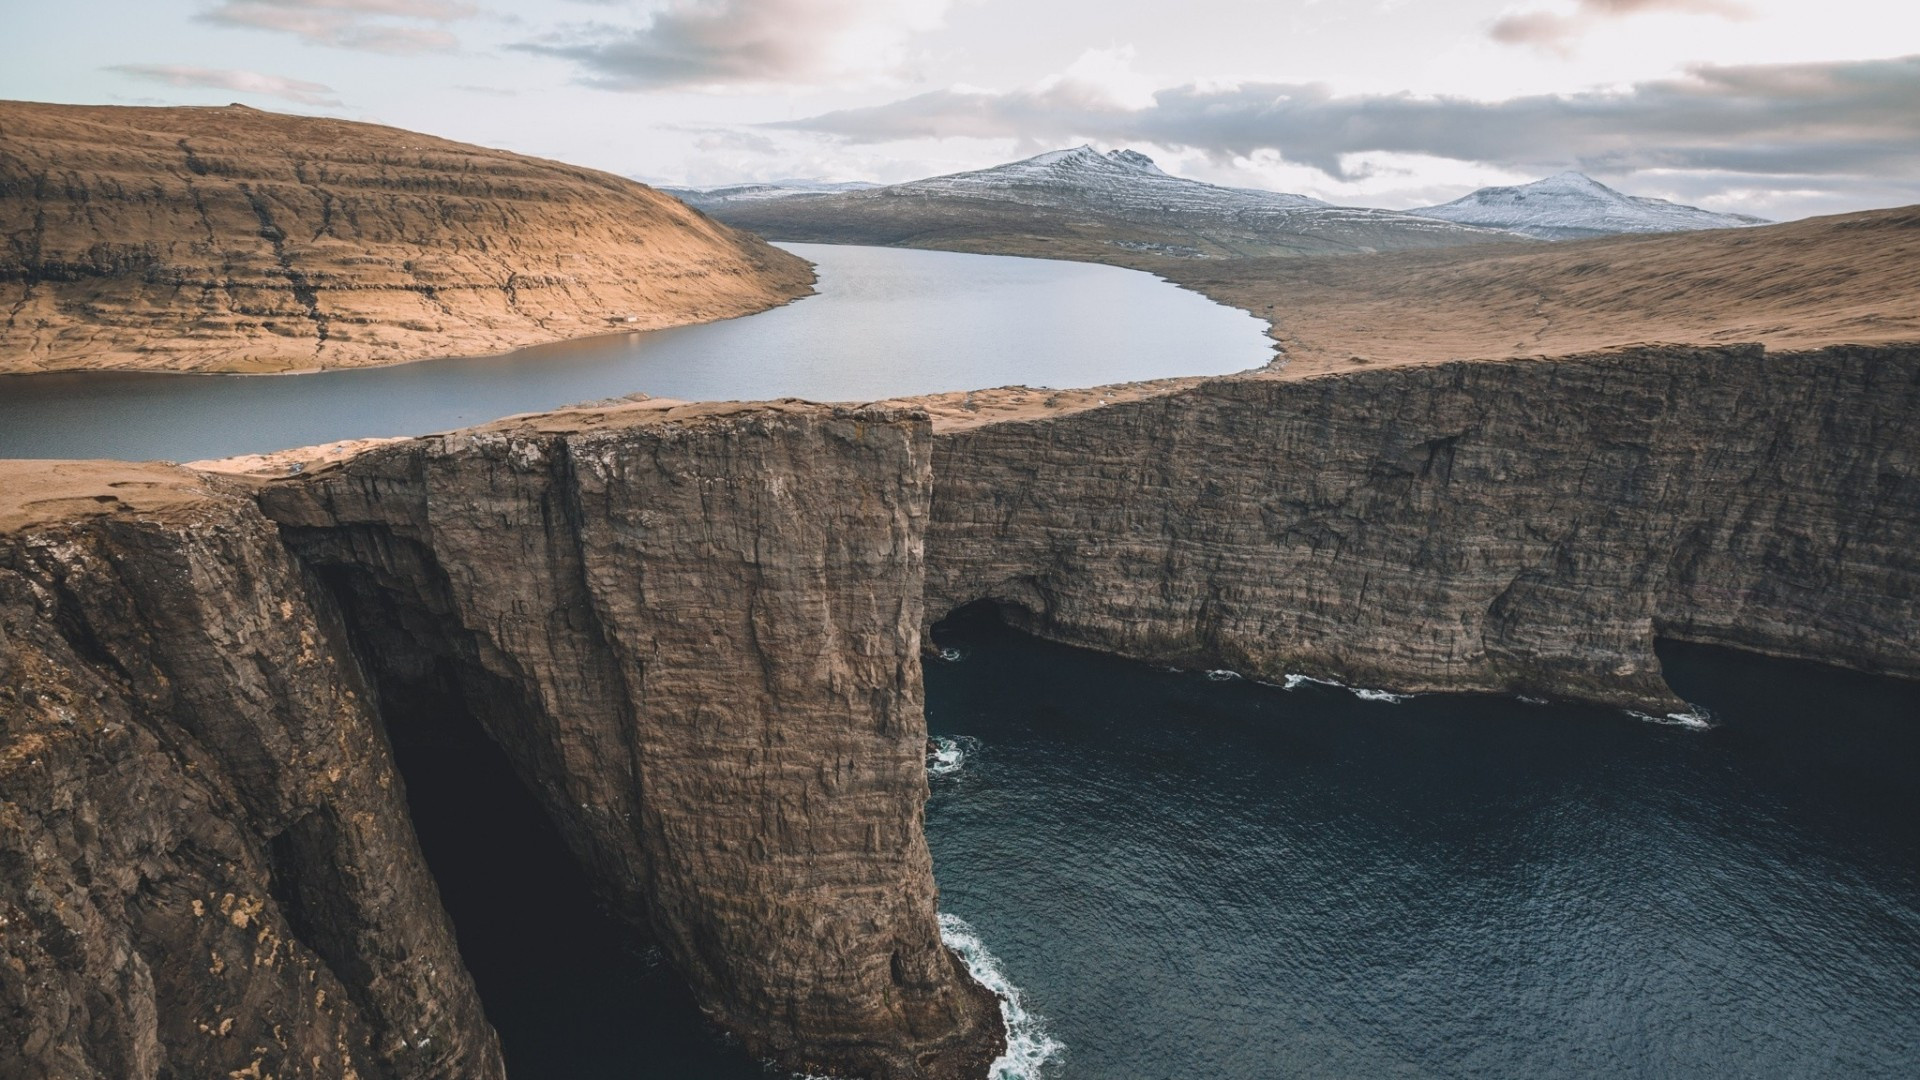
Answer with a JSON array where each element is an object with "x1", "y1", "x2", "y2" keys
[
  {"x1": 396, "y1": 610, "x2": 1919, "y2": 1079},
  {"x1": 0, "y1": 243, "x2": 1271, "y2": 461}
]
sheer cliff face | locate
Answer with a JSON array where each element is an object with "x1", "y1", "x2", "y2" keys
[
  {"x1": 0, "y1": 101, "x2": 814, "y2": 374},
  {"x1": 0, "y1": 462, "x2": 502, "y2": 1080},
  {"x1": 255, "y1": 401, "x2": 1002, "y2": 1080},
  {"x1": 925, "y1": 345, "x2": 1920, "y2": 710}
]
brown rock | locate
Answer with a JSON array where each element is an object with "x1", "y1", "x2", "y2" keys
[
  {"x1": 0, "y1": 461, "x2": 502, "y2": 1079},
  {"x1": 255, "y1": 399, "x2": 1004, "y2": 1079},
  {"x1": 0, "y1": 101, "x2": 814, "y2": 373},
  {"x1": 924, "y1": 344, "x2": 1920, "y2": 711}
]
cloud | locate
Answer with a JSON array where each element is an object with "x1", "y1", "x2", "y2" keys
[
  {"x1": 107, "y1": 64, "x2": 344, "y2": 106},
  {"x1": 1490, "y1": 0, "x2": 1749, "y2": 51},
  {"x1": 513, "y1": 0, "x2": 950, "y2": 91},
  {"x1": 198, "y1": 0, "x2": 476, "y2": 54},
  {"x1": 776, "y1": 54, "x2": 1920, "y2": 182}
]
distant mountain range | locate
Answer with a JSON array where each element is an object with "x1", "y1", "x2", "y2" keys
[
  {"x1": 671, "y1": 150, "x2": 1769, "y2": 259},
  {"x1": 1407, "y1": 172, "x2": 1768, "y2": 240},
  {"x1": 675, "y1": 147, "x2": 1522, "y2": 260},
  {"x1": 659, "y1": 179, "x2": 880, "y2": 204}
]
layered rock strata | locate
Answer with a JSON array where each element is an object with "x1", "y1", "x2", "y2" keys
[
  {"x1": 253, "y1": 400, "x2": 1002, "y2": 1079},
  {"x1": 0, "y1": 461, "x2": 503, "y2": 1080},
  {"x1": 924, "y1": 344, "x2": 1920, "y2": 710},
  {"x1": 0, "y1": 101, "x2": 814, "y2": 373}
]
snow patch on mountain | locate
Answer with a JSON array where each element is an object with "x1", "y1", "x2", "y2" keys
[
  {"x1": 665, "y1": 178, "x2": 880, "y2": 207},
  {"x1": 1409, "y1": 173, "x2": 1768, "y2": 240},
  {"x1": 681, "y1": 146, "x2": 1529, "y2": 256},
  {"x1": 886, "y1": 145, "x2": 1333, "y2": 214}
]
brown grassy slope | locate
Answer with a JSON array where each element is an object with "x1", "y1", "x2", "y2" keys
[
  {"x1": 1155, "y1": 205, "x2": 1920, "y2": 378},
  {"x1": 0, "y1": 101, "x2": 814, "y2": 373}
]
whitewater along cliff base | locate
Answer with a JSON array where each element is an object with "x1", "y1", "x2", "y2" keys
[{"x1": 0, "y1": 102, "x2": 813, "y2": 373}]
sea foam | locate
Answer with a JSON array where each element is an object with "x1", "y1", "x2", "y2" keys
[
  {"x1": 1282, "y1": 672, "x2": 1411, "y2": 703},
  {"x1": 939, "y1": 913, "x2": 1065, "y2": 1079},
  {"x1": 927, "y1": 735, "x2": 977, "y2": 777},
  {"x1": 1626, "y1": 705, "x2": 1716, "y2": 731}
]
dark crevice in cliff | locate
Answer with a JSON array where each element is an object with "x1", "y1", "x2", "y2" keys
[
  {"x1": 371, "y1": 652, "x2": 768, "y2": 1078},
  {"x1": 288, "y1": 550, "x2": 774, "y2": 1077},
  {"x1": 933, "y1": 598, "x2": 1039, "y2": 642},
  {"x1": 266, "y1": 810, "x2": 378, "y2": 1016}
]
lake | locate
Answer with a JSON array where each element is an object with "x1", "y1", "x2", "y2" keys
[{"x1": 0, "y1": 243, "x2": 1273, "y2": 462}]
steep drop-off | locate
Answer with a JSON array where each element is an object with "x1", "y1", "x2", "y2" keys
[
  {"x1": 0, "y1": 461, "x2": 502, "y2": 1080},
  {"x1": 2, "y1": 401, "x2": 1005, "y2": 1080},
  {"x1": 923, "y1": 345, "x2": 1920, "y2": 711},
  {"x1": 0, "y1": 101, "x2": 813, "y2": 373},
  {"x1": 244, "y1": 400, "x2": 1005, "y2": 1078}
]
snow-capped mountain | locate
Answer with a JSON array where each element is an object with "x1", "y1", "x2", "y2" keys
[
  {"x1": 880, "y1": 145, "x2": 1332, "y2": 215},
  {"x1": 691, "y1": 146, "x2": 1524, "y2": 259},
  {"x1": 1409, "y1": 173, "x2": 1768, "y2": 240}
]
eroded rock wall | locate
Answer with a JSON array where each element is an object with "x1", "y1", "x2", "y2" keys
[
  {"x1": 926, "y1": 344, "x2": 1920, "y2": 709},
  {"x1": 256, "y1": 401, "x2": 1002, "y2": 1080},
  {"x1": 0, "y1": 463, "x2": 501, "y2": 1080}
]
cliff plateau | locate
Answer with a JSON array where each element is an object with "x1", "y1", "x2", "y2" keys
[{"x1": 0, "y1": 102, "x2": 813, "y2": 374}]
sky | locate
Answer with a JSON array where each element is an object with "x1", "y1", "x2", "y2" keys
[{"x1": 8, "y1": 0, "x2": 1920, "y2": 220}]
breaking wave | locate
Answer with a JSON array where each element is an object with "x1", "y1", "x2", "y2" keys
[
  {"x1": 939, "y1": 913, "x2": 1065, "y2": 1079},
  {"x1": 927, "y1": 735, "x2": 977, "y2": 777},
  {"x1": 1282, "y1": 672, "x2": 1411, "y2": 704},
  {"x1": 1627, "y1": 705, "x2": 1716, "y2": 731}
]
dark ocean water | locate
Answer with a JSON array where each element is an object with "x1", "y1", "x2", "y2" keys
[
  {"x1": 390, "y1": 619, "x2": 1920, "y2": 1079},
  {"x1": 922, "y1": 615, "x2": 1920, "y2": 1079}
]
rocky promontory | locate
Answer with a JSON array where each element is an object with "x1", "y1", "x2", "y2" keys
[
  {"x1": 0, "y1": 102, "x2": 814, "y2": 373},
  {"x1": 2, "y1": 401, "x2": 1004, "y2": 1079}
]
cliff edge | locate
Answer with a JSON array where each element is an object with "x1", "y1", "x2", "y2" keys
[
  {"x1": 0, "y1": 101, "x2": 814, "y2": 373},
  {"x1": 922, "y1": 344, "x2": 1920, "y2": 711},
  {"x1": 1, "y1": 402, "x2": 1006, "y2": 1080}
]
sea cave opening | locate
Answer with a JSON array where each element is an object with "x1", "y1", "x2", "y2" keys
[
  {"x1": 368, "y1": 656, "x2": 773, "y2": 1079},
  {"x1": 299, "y1": 556, "x2": 777, "y2": 1080}
]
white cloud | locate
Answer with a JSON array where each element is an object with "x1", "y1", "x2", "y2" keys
[
  {"x1": 781, "y1": 53, "x2": 1920, "y2": 181},
  {"x1": 198, "y1": 0, "x2": 476, "y2": 54},
  {"x1": 1491, "y1": 0, "x2": 1751, "y2": 53},
  {"x1": 513, "y1": 0, "x2": 952, "y2": 91},
  {"x1": 107, "y1": 63, "x2": 344, "y2": 105}
]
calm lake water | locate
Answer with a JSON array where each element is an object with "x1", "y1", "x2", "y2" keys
[
  {"x1": 0, "y1": 243, "x2": 1272, "y2": 462},
  {"x1": 397, "y1": 612, "x2": 1920, "y2": 1080}
]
